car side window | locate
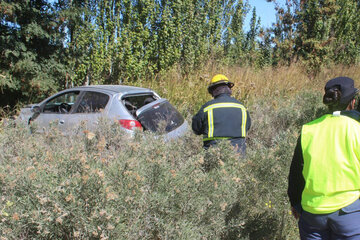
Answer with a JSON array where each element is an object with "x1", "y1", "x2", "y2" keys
[
  {"x1": 43, "y1": 91, "x2": 80, "y2": 114},
  {"x1": 75, "y1": 91, "x2": 109, "y2": 113}
]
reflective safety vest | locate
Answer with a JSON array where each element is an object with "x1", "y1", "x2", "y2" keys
[
  {"x1": 301, "y1": 113, "x2": 360, "y2": 214},
  {"x1": 192, "y1": 94, "x2": 251, "y2": 143},
  {"x1": 203, "y1": 102, "x2": 247, "y2": 141}
]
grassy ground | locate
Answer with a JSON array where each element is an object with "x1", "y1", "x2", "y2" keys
[{"x1": 1, "y1": 64, "x2": 359, "y2": 239}]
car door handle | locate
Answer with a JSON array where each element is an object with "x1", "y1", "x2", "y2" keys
[{"x1": 59, "y1": 120, "x2": 65, "y2": 124}]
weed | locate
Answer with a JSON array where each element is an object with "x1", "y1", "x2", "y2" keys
[{"x1": 2, "y1": 64, "x2": 359, "y2": 239}]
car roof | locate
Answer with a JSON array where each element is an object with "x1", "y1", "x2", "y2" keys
[{"x1": 68, "y1": 85, "x2": 154, "y2": 95}]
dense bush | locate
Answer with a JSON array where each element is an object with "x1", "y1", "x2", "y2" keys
[{"x1": 0, "y1": 91, "x2": 325, "y2": 239}]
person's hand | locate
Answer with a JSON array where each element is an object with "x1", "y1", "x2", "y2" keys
[{"x1": 291, "y1": 207, "x2": 300, "y2": 220}]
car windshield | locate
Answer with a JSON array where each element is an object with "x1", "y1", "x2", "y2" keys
[{"x1": 136, "y1": 101, "x2": 184, "y2": 133}]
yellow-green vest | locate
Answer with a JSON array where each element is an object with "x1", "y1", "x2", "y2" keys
[{"x1": 301, "y1": 113, "x2": 360, "y2": 214}]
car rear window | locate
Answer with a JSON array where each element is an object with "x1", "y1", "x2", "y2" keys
[
  {"x1": 137, "y1": 101, "x2": 184, "y2": 133},
  {"x1": 122, "y1": 94, "x2": 157, "y2": 116}
]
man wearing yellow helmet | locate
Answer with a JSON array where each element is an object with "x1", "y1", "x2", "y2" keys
[{"x1": 192, "y1": 74, "x2": 251, "y2": 154}]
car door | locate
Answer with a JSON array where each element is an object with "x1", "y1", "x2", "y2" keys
[
  {"x1": 32, "y1": 91, "x2": 81, "y2": 131},
  {"x1": 67, "y1": 91, "x2": 110, "y2": 131}
]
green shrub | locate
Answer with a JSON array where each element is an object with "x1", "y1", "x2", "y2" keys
[{"x1": 0, "y1": 91, "x2": 324, "y2": 239}]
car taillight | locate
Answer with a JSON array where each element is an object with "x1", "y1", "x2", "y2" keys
[{"x1": 119, "y1": 119, "x2": 143, "y2": 130}]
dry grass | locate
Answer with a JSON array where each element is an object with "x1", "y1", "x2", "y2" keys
[{"x1": 125, "y1": 63, "x2": 360, "y2": 116}]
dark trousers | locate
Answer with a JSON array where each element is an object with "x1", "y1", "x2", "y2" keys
[
  {"x1": 298, "y1": 199, "x2": 360, "y2": 239},
  {"x1": 204, "y1": 137, "x2": 246, "y2": 155}
]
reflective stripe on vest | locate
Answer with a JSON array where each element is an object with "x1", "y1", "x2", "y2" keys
[
  {"x1": 203, "y1": 102, "x2": 247, "y2": 140},
  {"x1": 301, "y1": 114, "x2": 360, "y2": 214},
  {"x1": 203, "y1": 137, "x2": 231, "y2": 141}
]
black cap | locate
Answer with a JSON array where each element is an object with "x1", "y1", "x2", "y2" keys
[{"x1": 325, "y1": 77, "x2": 358, "y2": 104}]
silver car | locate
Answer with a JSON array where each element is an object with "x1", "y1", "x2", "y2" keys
[{"x1": 18, "y1": 85, "x2": 188, "y2": 139}]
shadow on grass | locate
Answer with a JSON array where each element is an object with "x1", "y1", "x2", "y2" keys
[{"x1": 222, "y1": 202, "x2": 282, "y2": 240}]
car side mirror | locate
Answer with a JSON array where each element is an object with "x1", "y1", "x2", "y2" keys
[{"x1": 31, "y1": 106, "x2": 40, "y2": 114}]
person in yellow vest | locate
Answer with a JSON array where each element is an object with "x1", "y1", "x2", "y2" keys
[
  {"x1": 192, "y1": 74, "x2": 251, "y2": 155},
  {"x1": 288, "y1": 76, "x2": 360, "y2": 239}
]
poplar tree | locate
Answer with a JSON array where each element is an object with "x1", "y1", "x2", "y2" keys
[
  {"x1": 55, "y1": 0, "x2": 97, "y2": 86},
  {"x1": 224, "y1": 0, "x2": 247, "y2": 65},
  {"x1": 272, "y1": 0, "x2": 297, "y2": 66},
  {"x1": 244, "y1": 7, "x2": 260, "y2": 64},
  {"x1": 1, "y1": 0, "x2": 251, "y2": 101}
]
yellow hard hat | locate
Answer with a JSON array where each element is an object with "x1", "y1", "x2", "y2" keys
[{"x1": 208, "y1": 74, "x2": 234, "y2": 93}]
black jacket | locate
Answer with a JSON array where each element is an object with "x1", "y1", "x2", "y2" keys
[{"x1": 192, "y1": 93, "x2": 251, "y2": 149}]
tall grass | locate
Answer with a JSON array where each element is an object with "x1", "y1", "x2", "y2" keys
[
  {"x1": 1, "y1": 64, "x2": 359, "y2": 239},
  {"x1": 127, "y1": 63, "x2": 360, "y2": 115}
]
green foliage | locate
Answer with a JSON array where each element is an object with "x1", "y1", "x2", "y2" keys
[
  {"x1": 0, "y1": 0, "x2": 67, "y2": 103},
  {"x1": 223, "y1": 1, "x2": 247, "y2": 64},
  {"x1": 272, "y1": 0, "x2": 360, "y2": 75},
  {"x1": 53, "y1": 0, "x2": 250, "y2": 85},
  {"x1": 0, "y1": 91, "x2": 325, "y2": 239},
  {"x1": 272, "y1": 1, "x2": 297, "y2": 66},
  {"x1": 330, "y1": 0, "x2": 360, "y2": 65},
  {"x1": 3, "y1": 0, "x2": 360, "y2": 107},
  {"x1": 254, "y1": 29, "x2": 273, "y2": 68}
]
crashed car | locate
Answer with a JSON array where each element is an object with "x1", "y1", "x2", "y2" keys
[{"x1": 18, "y1": 85, "x2": 188, "y2": 139}]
